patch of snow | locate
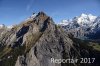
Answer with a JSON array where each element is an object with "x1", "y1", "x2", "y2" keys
[
  {"x1": 59, "y1": 20, "x2": 70, "y2": 26},
  {"x1": 0, "y1": 24, "x2": 5, "y2": 28},
  {"x1": 7, "y1": 25, "x2": 13, "y2": 29},
  {"x1": 25, "y1": 13, "x2": 37, "y2": 21},
  {"x1": 76, "y1": 13, "x2": 97, "y2": 26}
]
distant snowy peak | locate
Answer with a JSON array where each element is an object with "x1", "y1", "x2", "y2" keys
[
  {"x1": 7, "y1": 25, "x2": 13, "y2": 29},
  {"x1": 80, "y1": 13, "x2": 97, "y2": 20},
  {"x1": 58, "y1": 19, "x2": 73, "y2": 26},
  {"x1": 0, "y1": 24, "x2": 3, "y2": 27},
  {"x1": 59, "y1": 20, "x2": 69, "y2": 26},
  {"x1": 0, "y1": 24, "x2": 13, "y2": 29},
  {"x1": 0, "y1": 24, "x2": 5, "y2": 28},
  {"x1": 81, "y1": 13, "x2": 97, "y2": 19},
  {"x1": 59, "y1": 14, "x2": 100, "y2": 39},
  {"x1": 59, "y1": 13, "x2": 97, "y2": 26},
  {"x1": 76, "y1": 13, "x2": 97, "y2": 25}
]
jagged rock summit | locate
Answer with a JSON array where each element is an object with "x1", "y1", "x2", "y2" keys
[
  {"x1": 0, "y1": 12, "x2": 100, "y2": 66},
  {"x1": 0, "y1": 11, "x2": 71, "y2": 66}
]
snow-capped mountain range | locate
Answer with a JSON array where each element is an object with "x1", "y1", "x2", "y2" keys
[
  {"x1": 60, "y1": 13, "x2": 97, "y2": 27},
  {"x1": 59, "y1": 13, "x2": 100, "y2": 39},
  {"x1": 0, "y1": 24, "x2": 13, "y2": 29}
]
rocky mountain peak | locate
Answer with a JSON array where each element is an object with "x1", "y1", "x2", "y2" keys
[
  {"x1": 70, "y1": 13, "x2": 97, "y2": 26},
  {"x1": 0, "y1": 11, "x2": 55, "y2": 48},
  {"x1": 80, "y1": 13, "x2": 97, "y2": 19},
  {"x1": 37, "y1": 11, "x2": 47, "y2": 16},
  {"x1": 0, "y1": 12, "x2": 100, "y2": 66},
  {"x1": 17, "y1": 11, "x2": 54, "y2": 33}
]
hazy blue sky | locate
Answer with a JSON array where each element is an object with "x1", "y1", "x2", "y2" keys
[{"x1": 0, "y1": 0, "x2": 100, "y2": 25}]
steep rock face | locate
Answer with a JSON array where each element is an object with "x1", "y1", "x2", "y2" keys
[
  {"x1": 14, "y1": 12, "x2": 74, "y2": 66},
  {"x1": 0, "y1": 12, "x2": 100, "y2": 66},
  {"x1": 24, "y1": 25, "x2": 73, "y2": 66},
  {"x1": 0, "y1": 12, "x2": 73, "y2": 66}
]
